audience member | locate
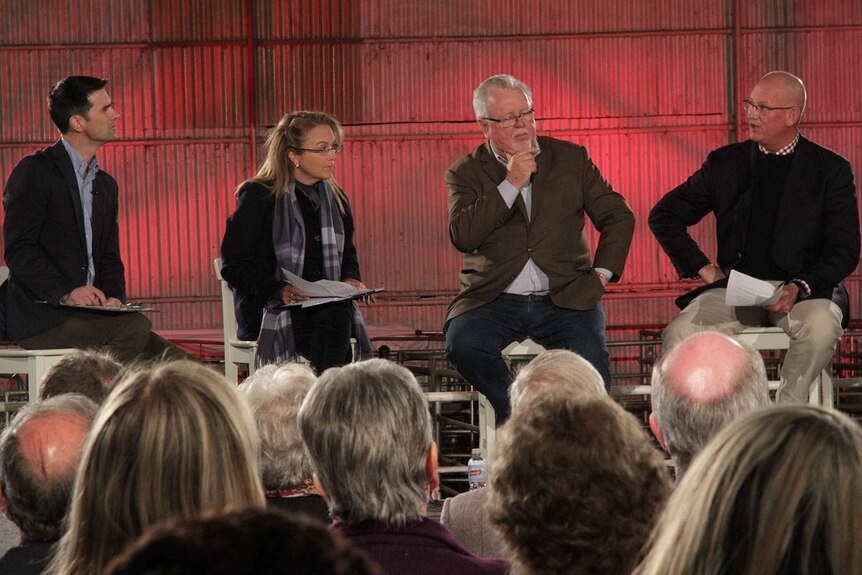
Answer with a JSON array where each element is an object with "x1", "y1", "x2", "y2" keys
[
  {"x1": 46, "y1": 360, "x2": 265, "y2": 575},
  {"x1": 238, "y1": 363, "x2": 328, "y2": 522},
  {"x1": 298, "y1": 359, "x2": 509, "y2": 575},
  {"x1": 37, "y1": 349, "x2": 121, "y2": 403},
  {"x1": 488, "y1": 390, "x2": 672, "y2": 575},
  {"x1": 0, "y1": 395, "x2": 97, "y2": 575},
  {"x1": 508, "y1": 348, "x2": 607, "y2": 409},
  {"x1": 634, "y1": 404, "x2": 862, "y2": 574},
  {"x1": 650, "y1": 331, "x2": 770, "y2": 478},
  {"x1": 441, "y1": 349, "x2": 606, "y2": 558},
  {"x1": 104, "y1": 508, "x2": 381, "y2": 575}
]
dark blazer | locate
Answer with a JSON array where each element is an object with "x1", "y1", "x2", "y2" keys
[
  {"x1": 0, "y1": 542, "x2": 53, "y2": 575},
  {"x1": 2, "y1": 140, "x2": 125, "y2": 340},
  {"x1": 445, "y1": 136, "x2": 635, "y2": 327},
  {"x1": 220, "y1": 181, "x2": 360, "y2": 340},
  {"x1": 650, "y1": 137, "x2": 860, "y2": 313}
]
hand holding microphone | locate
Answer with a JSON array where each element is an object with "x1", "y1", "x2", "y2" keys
[{"x1": 505, "y1": 148, "x2": 537, "y2": 190}]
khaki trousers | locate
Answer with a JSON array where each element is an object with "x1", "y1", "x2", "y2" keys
[{"x1": 662, "y1": 288, "x2": 842, "y2": 403}]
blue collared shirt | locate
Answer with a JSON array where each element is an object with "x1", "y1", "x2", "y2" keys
[{"x1": 61, "y1": 137, "x2": 97, "y2": 285}]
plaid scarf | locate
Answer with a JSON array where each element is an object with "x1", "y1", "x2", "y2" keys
[{"x1": 256, "y1": 181, "x2": 372, "y2": 367}]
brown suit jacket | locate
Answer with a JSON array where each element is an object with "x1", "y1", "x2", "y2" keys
[{"x1": 445, "y1": 136, "x2": 634, "y2": 326}]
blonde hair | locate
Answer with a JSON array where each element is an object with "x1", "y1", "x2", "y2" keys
[
  {"x1": 242, "y1": 111, "x2": 347, "y2": 213},
  {"x1": 634, "y1": 405, "x2": 862, "y2": 575},
  {"x1": 47, "y1": 361, "x2": 265, "y2": 575}
]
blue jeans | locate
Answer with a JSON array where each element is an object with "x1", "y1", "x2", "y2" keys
[{"x1": 445, "y1": 294, "x2": 611, "y2": 424}]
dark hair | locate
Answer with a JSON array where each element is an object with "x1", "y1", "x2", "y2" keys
[
  {"x1": 38, "y1": 349, "x2": 122, "y2": 404},
  {"x1": 104, "y1": 508, "x2": 382, "y2": 575},
  {"x1": 48, "y1": 76, "x2": 109, "y2": 133},
  {"x1": 488, "y1": 390, "x2": 672, "y2": 575},
  {"x1": 0, "y1": 394, "x2": 98, "y2": 542}
]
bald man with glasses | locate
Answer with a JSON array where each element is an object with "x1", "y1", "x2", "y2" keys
[
  {"x1": 444, "y1": 74, "x2": 635, "y2": 424},
  {"x1": 650, "y1": 71, "x2": 860, "y2": 404}
]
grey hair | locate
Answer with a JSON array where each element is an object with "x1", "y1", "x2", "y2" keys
[
  {"x1": 298, "y1": 359, "x2": 432, "y2": 528},
  {"x1": 472, "y1": 74, "x2": 533, "y2": 119},
  {"x1": 509, "y1": 349, "x2": 606, "y2": 411},
  {"x1": 0, "y1": 394, "x2": 98, "y2": 542},
  {"x1": 239, "y1": 363, "x2": 318, "y2": 490},
  {"x1": 651, "y1": 337, "x2": 769, "y2": 474}
]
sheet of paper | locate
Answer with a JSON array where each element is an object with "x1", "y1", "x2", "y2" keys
[
  {"x1": 281, "y1": 269, "x2": 358, "y2": 298},
  {"x1": 725, "y1": 270, "x2": 782, "y2": 307}
]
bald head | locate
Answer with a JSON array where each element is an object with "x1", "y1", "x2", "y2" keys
[
  {"x1": 18, "y1": 413, "x2": 91, "y2": 486},
  {"x1": 661, "y1": 332, "x2": 752, "y2": 402},
  {"x1": 650, "y1": 332, "x2": 769, "y2": 475},
  {"x1": 758, "y1": 71, "x2": 807, "y2": 113},
  {"x1": 0, "y1": 394, "x2": 97, "y2": 542}
]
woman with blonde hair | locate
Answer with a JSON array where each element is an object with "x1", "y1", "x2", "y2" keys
[
  {"x1": 634, "y1": 404, "x2": 862, "y2": 575},
  {"x1": 46, "y1": 360, "x2": 265, "y2": 575},
  {"x1": 220, "y1": 111, "x2": 372, "y2": 371}
]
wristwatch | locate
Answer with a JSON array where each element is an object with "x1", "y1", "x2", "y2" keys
[{"x1": 790, "y1": 278, "x2": 812, "y2": 300}]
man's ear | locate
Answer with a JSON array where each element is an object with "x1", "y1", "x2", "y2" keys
[
  {"x1": 425, "y1": 441, "x2": 439, "y2": 492},
  {"x1": 68, "y1": 114, "x2": 86, "y2": 134},
  {"x1": 649, "y1": 412, "x2": 667, "y2": 451},
  {"x1": 0, "y1": 483, "x2": 13, "y2": 522},
  {"x1": 785, "y1": 107, "x2": 802, "y2": 128}
]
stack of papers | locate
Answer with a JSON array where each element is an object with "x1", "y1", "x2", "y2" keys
[{"x1": 280, "y1": 269, "x2": 382, "y2": 308}]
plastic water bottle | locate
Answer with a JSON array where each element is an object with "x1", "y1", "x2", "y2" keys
[{"x1": 467, "y1": 448, "x2": 487, "y2": 490}]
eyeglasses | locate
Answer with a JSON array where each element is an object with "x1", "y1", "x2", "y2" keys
[
  {"x1": 481, "y1": 109, "x2": 535, "y2": 128},
  {"x1": 742, "y1": 99, "x2": 795, "y2": 116},
  {"x1": 290, "y1": 145, "x2": 343, "y2": 155}
]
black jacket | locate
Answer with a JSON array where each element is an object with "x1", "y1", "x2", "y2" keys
[
  {"x1": 650, "y1": 137, "x2": 859, "y2": 314},
  {"x1": 220, "y1": 181, "x2": 360, "y2": 340},
  {"x1": 2, "y1": 140, "x2": 125, "y2": 340}
]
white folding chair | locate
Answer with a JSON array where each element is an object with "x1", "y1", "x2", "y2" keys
[
  {"x1": 213, "y1": 258, "x2": 257, "y2": 384},
  {"x1": 0, "y1": 266, "x2": 75, "y2": 402},
  {"x1": 735, "y1": 326, "x2": 834, "y2": 408}
]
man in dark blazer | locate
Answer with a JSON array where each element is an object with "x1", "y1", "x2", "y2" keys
[
  {"x1": 2, "y1": 76, "x2": 182, "y2": 362},
  {"x1": 650, "y1": 71, "x2": 860, "y2": 403},
  {"x1": 445, "y1": 74, "x2": 635, "y2": 423}
]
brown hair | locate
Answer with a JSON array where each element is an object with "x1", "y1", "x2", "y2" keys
[{"x1": 488, "y1": 390, "x2": 672, "y2": 574}]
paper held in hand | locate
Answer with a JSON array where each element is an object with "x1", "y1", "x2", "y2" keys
[
  {"x1": 725, "y1": 270, "x2": 782, "y2": 307},
  {"x1": 280, "y1": 269, "x2": 382, "y2": 308}
]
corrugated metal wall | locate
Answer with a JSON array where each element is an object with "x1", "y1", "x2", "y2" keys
[{"x1": 1, "y1": 0, "x2": 861, "y2": 334}]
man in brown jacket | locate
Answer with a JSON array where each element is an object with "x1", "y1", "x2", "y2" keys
[{"x1": 445, "y1": 74, "x2": 635, "y2": 423}]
